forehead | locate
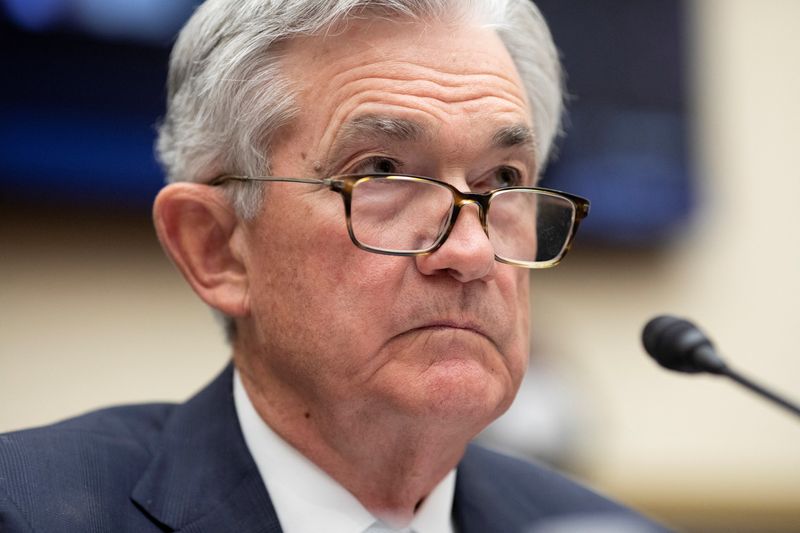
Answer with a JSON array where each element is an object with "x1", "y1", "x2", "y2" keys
[{"x1": 276, "y1": 16, "x2": 533, "y2": 165}]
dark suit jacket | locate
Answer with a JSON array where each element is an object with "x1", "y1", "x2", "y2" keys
[{"x1": 1, "y1": 365, "x2": 667, "y2": 532}]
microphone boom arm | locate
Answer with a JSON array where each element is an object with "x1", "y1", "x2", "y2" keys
[{"x1": 722, "y1": 365, "x2": 800, "y2": 418}]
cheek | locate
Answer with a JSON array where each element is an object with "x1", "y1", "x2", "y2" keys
[
  {"x1": 516, "y1": 271, "x2": 531, "y2": 337},
  {"x1": 246, "y1": 193, "x2": 408, "y2": 362},
  {"x1": 503, "y1": 268, "x2": 531, "y2": 379}
]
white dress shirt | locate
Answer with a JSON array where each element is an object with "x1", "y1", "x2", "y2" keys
[{"x1": 233, "y1": 369, "x2": 456, "y2": 533}]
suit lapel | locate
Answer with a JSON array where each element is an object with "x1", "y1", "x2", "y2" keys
[{"x1": 131, "y1": 364, "x2": 282, "y2": 533}]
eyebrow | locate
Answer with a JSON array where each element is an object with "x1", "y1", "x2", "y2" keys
[
  {"x1": 333, "y1": 115, "x2": 426, "y2": 153},
  {"x1": 322, "y1": 115, "x2": 538, "y2": 175},
  {"x1": 345, "y1": 115, "x2": 426, "y2": 142},
  {"x1": 320, "y1": 115, "x2": 427, "y2": 176},
  {"x1": 492, "y1": 124, "x2": 539, "y2": 170}
]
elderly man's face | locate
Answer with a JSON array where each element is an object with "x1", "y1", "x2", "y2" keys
[{"x1": 239, "y1": 17, "x2": 534, "y2": 434}]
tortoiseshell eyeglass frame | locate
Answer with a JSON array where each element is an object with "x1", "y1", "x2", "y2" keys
[{"x1": 210, "y1": 173, "x2": 590, "y2": 269}]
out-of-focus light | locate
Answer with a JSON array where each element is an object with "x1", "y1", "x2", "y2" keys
[
  {"x1": 73, "y1": 0, "x2": 195, "y2": 43},
  {"x1": 3, "y1": 0, "x2": 197, "y2": 44},
  {"x1": 3, "y1": 0, "x2": 67, "y2": 31}
]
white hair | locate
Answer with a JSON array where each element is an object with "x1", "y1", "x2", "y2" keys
[{"x1": 156, "y1": 0, "x2": 564, "y2": 339}]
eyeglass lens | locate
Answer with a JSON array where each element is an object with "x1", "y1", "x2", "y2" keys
[{"x1": 348, "y1": 177, "x2": 577, "y2": 264}]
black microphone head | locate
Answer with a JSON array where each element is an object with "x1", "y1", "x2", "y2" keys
[{"x1": 642, "y1": 315, "x2": 718, "y2": 374}]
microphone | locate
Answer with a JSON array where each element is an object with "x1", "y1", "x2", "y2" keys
[{"x1": 642, "y1": 315, "x2": 800, "y2": 419}]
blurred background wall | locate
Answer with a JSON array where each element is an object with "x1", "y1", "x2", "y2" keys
[{"x1": 1, "y1": 1, "x2": 799, "y2": 531}]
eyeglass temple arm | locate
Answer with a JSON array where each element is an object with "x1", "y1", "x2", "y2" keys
[{"x1": 209, "y1": 175, "x2": 334, "y2": 187}]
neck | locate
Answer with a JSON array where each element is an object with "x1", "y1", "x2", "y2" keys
[{"x1": 236, "y1": 357, "x2": 472, "y2": 526}]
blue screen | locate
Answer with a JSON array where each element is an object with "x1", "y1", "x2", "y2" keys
[{"x1": 0, "y1": 0, "x2": 692, "y2": 245}]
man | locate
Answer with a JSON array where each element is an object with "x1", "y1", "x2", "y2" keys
[{"x1": 0, "y1": 1, "x2": 666, "y2": 531}]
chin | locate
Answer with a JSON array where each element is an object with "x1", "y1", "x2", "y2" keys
[
  {"x1": 413, "y1": 358, "x2": 516, "y2": 427},
  {"x1": 374, "y1": 332, "x2": 524, "y2": 428}
]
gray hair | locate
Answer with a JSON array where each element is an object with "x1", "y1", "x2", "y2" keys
[{"x1": 156, "y1": 0, "x2": 563, "y2": 339}]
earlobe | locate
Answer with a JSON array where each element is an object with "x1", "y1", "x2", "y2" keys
[{"x1": 153, "y1": 183, "x2": 250, "y2": 318}]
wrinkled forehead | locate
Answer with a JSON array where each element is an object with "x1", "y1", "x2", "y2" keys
[
  {"x1": 274, "y1": 15, "x2": 533, "y2": 164},
  {"x1": 279, "y1": 14, "x2": 527, "y2": 100}
]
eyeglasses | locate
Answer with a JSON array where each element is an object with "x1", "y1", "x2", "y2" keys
[{"x1": 210, "y1": 174, "x2": 590, "y2": 268}]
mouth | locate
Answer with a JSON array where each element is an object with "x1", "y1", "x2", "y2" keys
[
  {"x1": 406, "y1": 320, "x2": 496, "y2": 347},
  {"x1": 381, "y1": 317, "x2": 504, "y2": 363},
  {"x1": 415, "y1": 321, "x2": 484, "y2": 334}
]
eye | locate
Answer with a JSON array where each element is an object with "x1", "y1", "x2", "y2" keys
[
  {"x1": 351, "y1": 156, "x2": 400, "y2": 175},
  {"x1": 474, "y1": 166, "x2": 523, "y2": 191},
  {"x1": 495, "y1": 166, "x2": 523, "y2": 187}
]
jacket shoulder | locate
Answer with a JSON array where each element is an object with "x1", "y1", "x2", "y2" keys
[
  {"x1": 460, "y1": 444, "x2": 618, "y2": 509},
  {"x1": 1, "y1": 402, "x2": 176, "y2": 461},
  {"x1": 0, "y1": 403, "x2": 176, "y2": 532},
  {"x1": 455, "y1": 444, "x2": 671, "y2": 532}
]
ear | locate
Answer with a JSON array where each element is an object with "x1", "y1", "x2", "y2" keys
[{"x1": 153, "y1": 183, "x2": 249, "y2": 318}]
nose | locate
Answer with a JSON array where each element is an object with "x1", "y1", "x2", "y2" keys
[{"x1": 415, "y1": 202, "x2": 496, "y2": 282}]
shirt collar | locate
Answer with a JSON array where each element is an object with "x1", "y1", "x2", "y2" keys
[{"x1": 233, "y1": 369, "x2": 456, "y2": 533}]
